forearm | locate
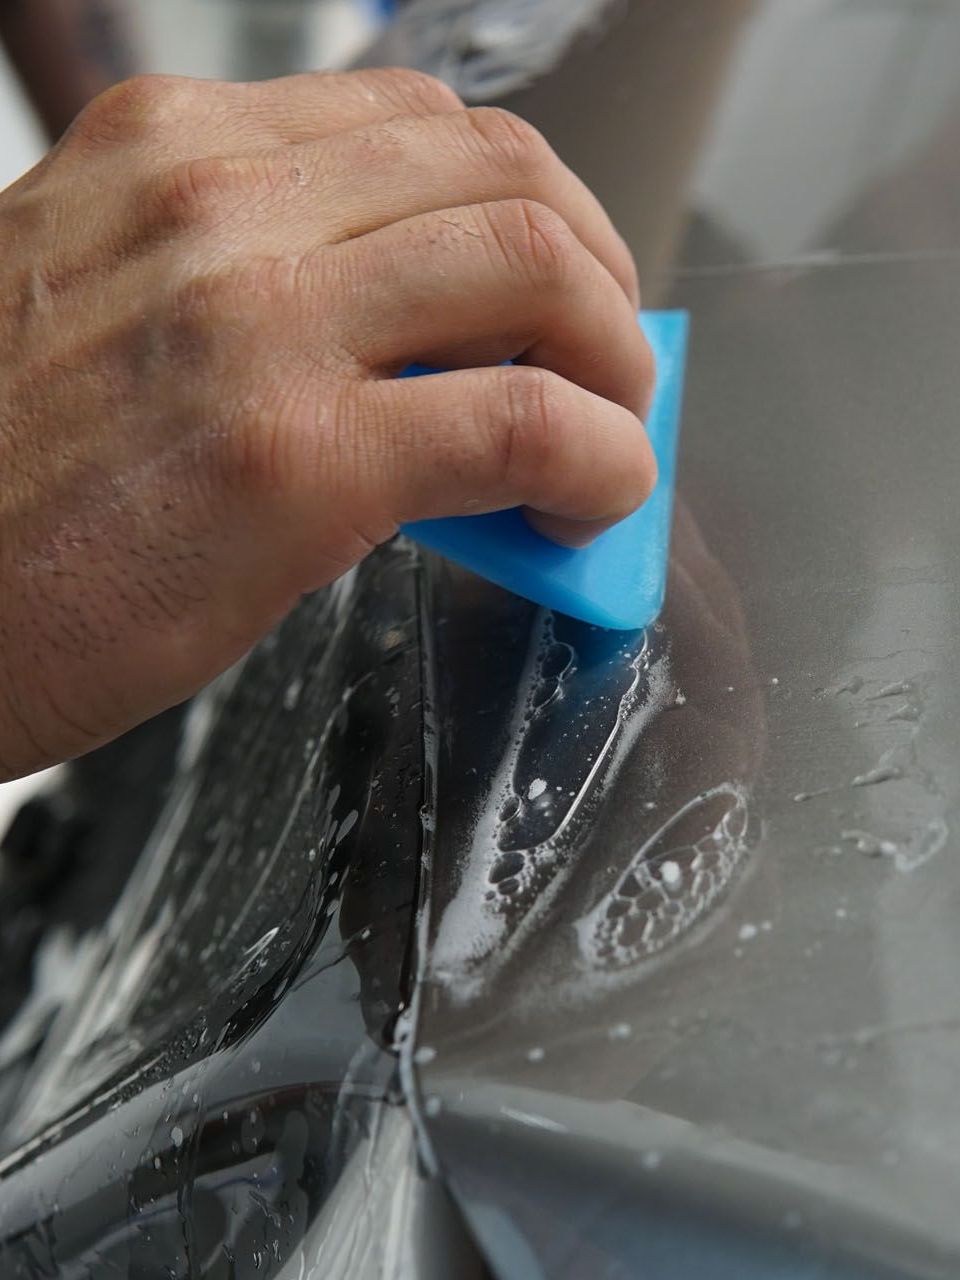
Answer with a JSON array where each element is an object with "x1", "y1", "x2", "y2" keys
[{"x1": 0, "y1": 0, "x2": 135, "y2": 140}]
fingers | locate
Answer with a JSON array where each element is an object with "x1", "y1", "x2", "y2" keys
[
  {"x1": 329, "y1": 199, "x2": 653, "y2": 418},
  {"x1": 339, "y1": 365, "x2": 656, "y2": 548},
  {"x1": 269, "y1": 106, "x2": 639, "y2": 308},
  {"x1": 67, "y1": 74, "x2": 639, "y2": 312}
]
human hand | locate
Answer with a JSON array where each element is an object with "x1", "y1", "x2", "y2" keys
[{"x1": 0, "y1": 69, "x2": 654, "y2": 779}]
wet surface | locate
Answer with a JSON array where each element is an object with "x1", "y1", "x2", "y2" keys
[
  {"x1": 385, "y1": 2, "x2": 960, "y2": 1277},
  {"x1": 419, "y1": 541, "x2": 760, "y2": 1028},
  {"x1": 4, "y1": 1, "x2": 960, "y2": 1276},
  {"x1": 0, "y1": 543, "x2": 484, "y2": 1276}
]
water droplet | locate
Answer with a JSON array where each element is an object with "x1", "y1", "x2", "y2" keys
[
  {"x1": 660, "y1": 860, "x2": 682, "y2": 889},
  {"x1": 541, "y1": 641, "x2": 574, "y2": 680},
  {"x1": 641, "y1": 1150, "x2": 662, "y2": 1170},
  {"x1": 869, "y1": 681, "x2": 912, "y2": 700},
  {"x1": 738, "y1": 923, "x2": 757, "y2": 942},
  {"x1": 498, "y1": 795, "x2": 521, "y2": 823},
  {"x1": 424, "y1": 1096, "x2": 442, "y2": 1117},
  {"x1": 527, "y1": 1046, "x2": 545, "y2": 1062},
  {"x1": 170, "y1": 1126, "x2": 184, "y2": 1149},
  {"x1": 608, "y1": 1022, "x2": 632, "y2": 1041},
  {"x1": 244, "y1": 926, "x2": 279, "y2": 958},
  {"x1": 841, "y1": 829, "x2": 899, "y2": 858},
  {"x1": 283, "y1": 676, "x2": 303, "y2": 711},
  {"x1": 336, "y1": 810, "x2": 358, "y2": 843},
  {"x1": 527, "y1": 778, "x2": 547, "y2": 800},
  {"x1": 886, "y1": 703, "x2": 919, "y2": 723},
  {"x1": 490, "y1": 851, "x2": 525, "y2": 883},
  {"x1": 413, "y1": 1046, "x2": 437, "y2": 1065},
  {"x1": 531, "y1": 677, "x2": 560, "y2": 710},
  {"x1": 851, "y1": 765, "x2": 903, "y2": 788},
  {"x1": 833, "y1": 676, "x2": 863, "y2": 695}
]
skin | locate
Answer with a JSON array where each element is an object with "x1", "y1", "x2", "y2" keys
[{"x1": 0, "y1": 68, "x2": 656, "y2": 783}]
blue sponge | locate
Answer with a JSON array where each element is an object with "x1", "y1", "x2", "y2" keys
[{"x1": 401, "y1": 311, "x2": 688, "y2": 630}]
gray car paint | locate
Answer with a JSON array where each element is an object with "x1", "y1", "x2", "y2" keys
[
  {"x1": 2, "y1": 1, "x2": 960, "y2": 1277},
  {"x1": 377, "y1": 1, "x2": 960, "y2": 1276}
]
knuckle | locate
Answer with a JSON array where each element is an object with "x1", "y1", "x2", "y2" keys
[
  {"x1": 69, "y1": 74, "x2": 188, "y2": 148},
  {"x1": 173, "y1": 268, "x2": 245, "y2": 332},
  {"x1": 498, "y1": 365, "x2": 558, "y2": 482},
  {"x1": 173, "y1": 255, "x2": 326, "y2": 340},
  {"x1": 466, "y1": 106, "x2": 550, "y2": 175},
  {"x1": 482, "y1": 198, "x2": 574, "y2": 288},
  {"x1": 146, "y1": 155, "x2": 255, "y2": 231},
  {"x1": 364, "y1": 66, "x2": 462, "y2": 115}
]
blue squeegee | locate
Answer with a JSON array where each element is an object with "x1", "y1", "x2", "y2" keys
[{"x1": 401, "y1": 310, "x2": 689, "y2": 631}]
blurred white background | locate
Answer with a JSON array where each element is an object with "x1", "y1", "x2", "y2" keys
[
  {"x1": 0, "y1": 44, "x2": 44, "y2": 189},
  {"x1": 0, "y1": 0, "x2": 381, "y2": 187}
]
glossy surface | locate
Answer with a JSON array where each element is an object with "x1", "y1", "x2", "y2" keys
[
  {"x1": 378, "y1": 1, "x2": 960, "y2": 1275},
  {"x1": 0, "y1": 546, "x2": 485, "y2": 1276},
  {"x1": 4, "y1": 1, "x2": 960, "y2": 1277}
]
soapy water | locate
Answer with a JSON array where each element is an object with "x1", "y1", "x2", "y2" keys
[
  {"x1": 429, "y1": 610, "x2": 744, "y2": 1003},
  {"x1": 0, "y1": 565, "x2": 395, "y2": 1154},
  {"x1": 841, "y1": 818, "x2": 947, "y2": 873},
  {"x1": 814, "y1": 667, "x2": 949, "y2": 874},
  {"x1": 574, "y1": 783, "x2": 750, "y2": 985}
]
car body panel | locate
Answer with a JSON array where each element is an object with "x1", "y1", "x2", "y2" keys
[{"x1": 3, "y1": 2, "x2": 960, "y2": 1277}]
